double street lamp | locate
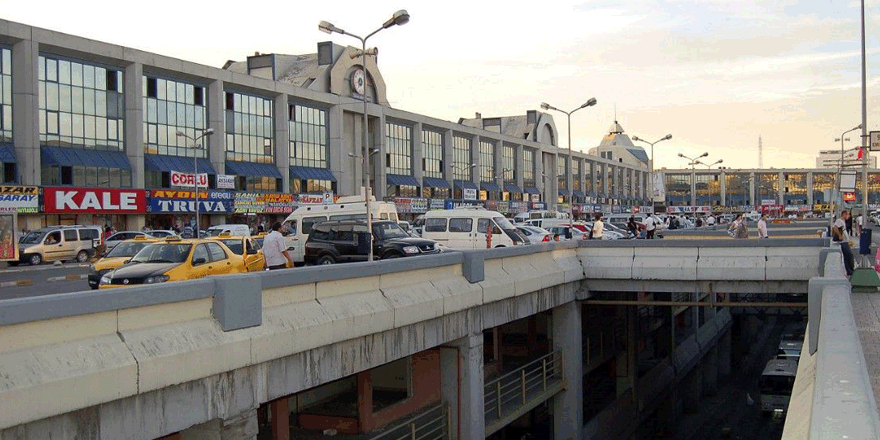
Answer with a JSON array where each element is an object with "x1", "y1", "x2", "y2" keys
[
  {"x1": 695, "y1": 159, "x2": 723, "y2": 169},
  {"x1": 319, "y1": 10, "x2": 410, "y2": 262},
  {"x1": 678, "y1": 152, "x2": 708, "y2": 207},
  {"x1": 540, "y1": 98, "x2": 597, "y2": 230},
  {"x1": 632, "y1": 134, "x2": 672, "y2": 210},
  {"x1": 176, "y1": 128, "x2": 214, "y2": 237}
]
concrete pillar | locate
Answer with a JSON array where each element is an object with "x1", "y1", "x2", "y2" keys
[
  {"x1": 124, "y1": 62, "x2": 144, "y2": 189},
  {"x1": 412, "y1": 122, "x2": 423, "y2": 192},
  {"x1": 720, "y1": 170, "x2": 727, "y2": 206},
  {"x1": 535, "y1": 149, "x2": 545, "y2": 199},
  {"x1": 270, "y1": 398, "x2": 290, "y2": 440},
  {"x1": 527, "y1": 315, "x2": 537, "y2": 356},
  {"x1": 357, "y1": 370, "x2": 373, "y2": 433},
  {"x1": 807, "y1": 171, "x2": 814, "y2": 206},
  {"x1": 12, "y1": 39, "x2": 39, "y2": 185},
  {"x1": 179, "y1": 409, "x2": 258, "y2": 440},
  {"x1": 778, "y1": 171, "x2": 785, "y2": 205},
  {"x1": 328, "y1": 104, "x2": 348, "y2": 194},
  {"x1": 206, "y1": 80, "x2": 225, "y2": 175},
  {"x1": 494, "y1": 141, "x2": 503, "y2": 199},
  {"x1": 274, "y1": 94, "x2": 289, "y2": 193},
  {"x1": 471, "y1": 135, "x2": 481, "y2": 188},
  {"x1": 590, "y1": 161, "x2": 597, "y2": 197},
  {"x1": 547, "y1": 153, "x2": 558, "y2": 209},
  {"x1": 552, "y1": 301, "x2": 584, "y2": 440},
  {"x1": 703, "y1": 345, "x2": 719, "y2": 396},
  {"x1": 515, "y1": 144, "x2": 524, "y2": 191},
  {"x1": 749, "y1": 171, "x2": 756, "y2": 207},
  {"x1": 372, "y1": 113, "x2": 386, "y2": 199},
  {"x1": 443, "y1": 129, "x2": 454, "y2": 189},
  {"x1": 682, "y1": 369, "x2": 703, "y2": 414},
  {"x1": 718, "y1": 329, "x2": 732, "y2": 379},
  {"x1": 440, "y1": 334, "x2": 485, "y2": 440}
]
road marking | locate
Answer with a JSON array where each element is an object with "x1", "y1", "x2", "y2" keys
[
  {"x1": 47, "y1": 274, "x2": 88, "y2": 282},
  {"x1": 0, "y1": 263, "x2": 89, "y2": 273},
  {"x1": 0, "y1": 280, "x2": 32, "y2": 288}
]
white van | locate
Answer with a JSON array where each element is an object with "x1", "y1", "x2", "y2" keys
[
  {"x1": 205, "y1": 224, "x2": 251, "y2": 237},
  {"x1": 281, "y1": 195, "x2": 398, "y2": 264},
  {"x1": 422, "y1": 207, "x2": 525, "y2": 249}
]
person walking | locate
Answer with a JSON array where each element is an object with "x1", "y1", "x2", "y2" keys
[
  {"x1": 735, "y1": 216, "x2": 750, "y2": 238},
  {"x1": 591, "y1": 213, "x2": 604, "y2": 240},
  {"x1": 645, "y1": 214, "x2": 657, "y2": 239},
  {"x1": 757, "y1": 214, "x2": 769, "y2": 239},
  {"x1": 627, "y1": 215, "x2": 639, "y2": 239},
  {"x1": 833, "y1": 210, "x2": 855, "y2": 276},
  {"x1": 263, "y1": 221, "x2": 292, "y2": 270}
]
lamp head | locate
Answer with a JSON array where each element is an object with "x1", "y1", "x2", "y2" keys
[
  {"x1": 175, "y1": 130, "x2": 186, "y2": 137},
  {"x1": 632, "y1": 136, "x2": 641, "y2": 142},
  {"x1": 699, "y1": 152, "x2": 708, "y2": 158},
  {"x1": 540, "y1": 102, "x2": 551, "y2": 110},
  {"x1": 664, "y1": 134, "x2": 672, "y2": 140},
  {"x1": 383, "y1": 10, "x2": 410, "y2": 28},
  {"x1": 318, "y1": 20, "x2": 338, "y2": 34},
  {"x1": 716, "y1": 159, "x2": 723, "y2": 164},
  {"x1": 204, "y1": 128, "x2": 215, "y2": 135},
  {"x1": 677, "y1": 153, "x2": 685, "y2": 158},
  {"x1": 583, "y1": 97, "x2": 597, "y2": 107}
]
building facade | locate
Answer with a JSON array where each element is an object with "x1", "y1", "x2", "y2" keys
[
  {"x1": 0, "y1": 19, "x2": 651, "y2": 232},
  {"x1": 815, "y1": 149, "x2": 877, "y2": 169}
]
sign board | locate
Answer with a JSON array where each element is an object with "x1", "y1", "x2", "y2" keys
[
  {"x1": 0, "y1": 212, "x2": 16, "y2": 261},
  {"x1": 840, "y1": 171, "x2": 857, "y2": 192},
  {"x1": 761, "y1": 199, "x2": 776, "y2": 206},
  {"x1": 393, "y1": 197, "x2": 428, "y2": 214},
  {"x1": 531, "y1": 194, "x2": 541, "y2": 203},
  {"x1": 871, "y1": 131, "x2": 880, "y2": 151},
  {"x1": 323, "y1": 192, "x2": 335, "y2": 205},
  {"x1": 844, "y1": 192, "x2": 856, "y2": 202},
  {"x1": 233, "y1": 192, "x2": 296, "y2": 214},
  {"x1": 170, "y1": 170, "x2": 208, "y2": 189},
  {"x1": 147, "y1": 189, "x2": 232, "y2": 213},
  {"x1": 217, "y1": 174, "x2": 236, "y2": 189},
  {"x1": 0, "y1": 186, "x2": 39, "y2": 213},
  {"x1": 463, "y1": 188, "x2": 477, "y2": 201},
  {"x1": 44, "y1": 188, "x2": 147, "y2": 214},
  {"x1": 652, "y1": 171, "x2": 666, "y2": 201}
]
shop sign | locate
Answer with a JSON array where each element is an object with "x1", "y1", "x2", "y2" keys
[
  {"x1": 394, "y1": 197, "x2": 428, "y2": 214},
  {"x1": 497, "y1": 201, "x2": 509, "y2": 214},
  {"x1": 761, "y1": 199, "x2": 776, "y2": 206},
  {"x1": 531, "y1": 194, "x2": 541, "y2": 203},
  {"x1": 463, "y1": 188, "x2": 477, "y2": 201},
  {"x1": 611, "y1": 205, "x2": 622, "y2": 214},
  {"x1": 44, "y1": 187, "x2": 147, "y2": 214},
  {"x1": 217, "y1": 174, "x2": 236, "y2": 189},
  {"x1": 148, "y1": 189, "x2": 232, "y2": 213},
  {"x1": 429, "y1": 199, "x2": 446, "y2": 210},
  {"x1": 695, "y1": 206, "x2": 711, "y2": 213},
  {"x1": 0, "y1": 186, "x2": 39, "y2": 213},
  {"x1": 170, "y1": 170, "x2": 208, "y2": 189},
  {"x1": 446, "y1": 199, "x2": 485, "y2": 209},
  {"x1": 784, "y1": 205, "x2": 799, "y2": 211},
  {"x1": 297, "y1": 194, "x2": 324, "y2": 205},
  {"x1": 843, "y1": 192, "x2": 856, "y2": 202},
  {"x1": 798, "y1": 205, "x2": 812, "y2": 211},
  {"x1": 234, "y1": 192, "x2": 296, "y2": 214},
  {"x1": 485, "y1": 200, "x2": 499, "y2": 211},
  {"x1": 641, "y1": 206, "x2": 654, "y2": 214},
  {"x1": 530, "y1": 202, "x2": 547, "y2": 210}
]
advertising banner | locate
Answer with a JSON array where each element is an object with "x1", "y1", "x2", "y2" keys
[
  {"x1": 234, "y1": 192, "x2": 296, "y2": 214},
  {"x1": 147, "y1": 189, "x2": 232, "y2": 213},
  {"x1": 394, "y1": 197, "x2": 428, "y2": 214},
  {"x1": 298, "y1": 194, "x2": 325, "y2": 205},
  {"x1": 0, "y1": 212, "x2": 16, "y2": 261},
  {"x1": 0, "y1": 186, "x2": 39, "y2": 213},
  {"x1": 429, "y1": 199, "x2": 446, "y2": 211},
  {"x1": 44, "y1": 187, "x2": 147, "y2": 214},
  {"x1": 497, "y1": 201, "x2": 509, "y2": 214},
  {"x1": 652, "y1": 171, "x2": 666, "y2": 201},
  {"x1": 463, "y1": 188, "x2": 477, "y2": 201},
  {"x1": 217, "y1": 174, "x2": 236, "y2": 189},
  {"x1": 170, "y1": 170, "x2": 208, "y2": 189},
  {"x1": 530, "y1": 202, "x2": 547, "y2": 210},
  {"x1": 531, "y1": 194, "x2": 541, "y2": 203},
  {"x1": 445, "y1": 199, "x2": 485, "y2": 210}
]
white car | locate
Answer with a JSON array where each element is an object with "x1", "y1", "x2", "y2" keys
[
  {"x1": 103, "y1": 231, "x2": 153, "y2": 251},
  {"x1": 516, "y1": 225, "x2": 552, "y2": 244}
]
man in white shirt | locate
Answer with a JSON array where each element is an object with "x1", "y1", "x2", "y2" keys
[
  {"x1": 706, "y1": 215, "x2": 716, "y2": 226},
  {"x1": 757, "y1": 214, "x2": 769, "y2": 238},
  {"x1": 263, "y1": 221, "x2": 292, "y2": 270},
  {"x1": 645, "y1": 215, "x2": 656, "y2": 239},
  {"x1": 833, "y1": 210, "x2": 854, "y2": 276},
  {"x1": 592, "y1": 213, "x2": 604, "y2": 239}
]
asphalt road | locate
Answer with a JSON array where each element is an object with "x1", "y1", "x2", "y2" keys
[{"x1": 0, "y1": 262, "x2": 92, "y2": 301}]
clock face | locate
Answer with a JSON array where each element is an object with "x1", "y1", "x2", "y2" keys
[{"x1": 352, "y1": 69, "x2": 365, "y2": 95}]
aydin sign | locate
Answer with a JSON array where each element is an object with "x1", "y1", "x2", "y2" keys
[
  {"x1": 44, "y1": 188, "x2": 147, "y2": 213},
  {"x1": 170, "y1": 170, "x2": 208, "y2": 188}
]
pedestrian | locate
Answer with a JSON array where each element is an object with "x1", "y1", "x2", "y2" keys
[
  {"x1": 757, "y1": 214, "x2": 769, "y2": 239},
  {"x1": 845, "y1": 212, "x2": 854, "y2": 236},
  {"x1": 736, "y1": 217, "x2": 750, "y2": 238},
  {"x1": 645, "y1": 214, "x2": 657, "y2": 239},
  {"x1": 263, "y1": 221, "x2": 292, "y2": 270},
  {"x1": 833, "y1": 210, "x2": 855, "y2": 276},
  {"x1": 627, "y1": 215, "x2": 639, "y2": 238},
  {"x1": 696, "y1": 216, "x2": 703, "y2": 228},
  {"x1": 592, "y1": 213, "x2": 604, "y2": 240}
]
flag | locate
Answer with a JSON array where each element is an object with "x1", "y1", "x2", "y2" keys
[{"x1": 858, "y1": 147, "x2": 865, "y2": 159}]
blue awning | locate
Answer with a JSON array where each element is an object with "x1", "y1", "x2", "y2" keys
[
  {"x1": 504, "y1": 183, "x2": 522, "y2": 194},
  {"x1": 423, "y1": 176, "x2": 450, "y2": 189},
  {"x1": 144, "y1": 154, "x2": 216, "y2": 175},
  {"x1": 454, "y1": 180, "x2": 478, "y2": 191},
  {"x1": 290, "y1": 166, "x2": 337, "y2": 182},
  {"x1": 481, "y1": 181, "x2": 500, "y2": 192},
  {"x1": 386, "y1": 174, "x2": 420, "y2": 187},
  {"x1": 523, "y1": 186, "x2": 540, "y2": 194},
  {"x1": 41, "y1": 146, "x2": 131, "y2": 170},
  {"x1": 573, "y1": 190, "x2": 585, "y2": 197},
  {"x1": 226, "y1": 161, "x2": 283, "y2": 179},
  {"x1": 558, "y1": 189, "x2": 571, "y2": 196},
  {"x1": 0, "y1": 144, "x2": 16, "y2": 163}
]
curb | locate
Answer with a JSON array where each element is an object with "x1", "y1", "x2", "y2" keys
[
  {"x1": 0, "y1": 280, "x2": 32, "y2": 288},
  {"x1": 47, "y1": 274, "x2": 88, "y2": 282}
]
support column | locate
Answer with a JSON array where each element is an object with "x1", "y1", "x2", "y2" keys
[
  {"x1": 552, "y1": 302, "x2": 584, "y2": 440},
  {"x1": 807, "y1": 171, "x2": 814, "y2": 206},
  {"x1": 207, "y1": 80, "x2": 226, "y2": 176},
  {"x1": 328, "y1": 104, "x2": 348, "y2": 194},
  {"x1": 749, "y1": 172, "x2": 756, "y2": 207},
  {"x1": 471, "y1": 135, "x2": 481, "y2": 188},
  {"x1": 515, "y1": 144, "x2": 524, "y2": 191},
  {"x1": 12, "y1": 39, "x2": 39, "y2": 186},
  {"x1": 718, "y1": 328, "x2": 732, "y2": 378},
  {"x1": 270, "y1": 398, "x2": 290, "y2": 440},
  {"x1": 274, "y1": 94, "x2": 290, "y2": 193},
  {"x1": 494, "y1": 141, "x2": 503, "y2": 200},
  {"x1": 616, "y1": 306, "x2": 636, "y2": 396},
  {"x1": 720, "y1": 170, "x2": 727, "y2": 207},
  {"x1": 179, "y1": 409, "x2": 258, "y2": 440},
  {"x1": 535, "y1": 149, "x2": 545, "y2": 200},
  {"x1": 412, "y1": 122, "x2": 423, "y2": 193},
  {"x1": 443, "y1": 129, "x2": 454, "y2": 189},
  {"x1": 440, "y1": 333, "x2": 485, "y2": 440},
  {"x1": 124, "y1": 62, "x2": 144, "y2": 190},
  {"x1": 778, "y1": 171, "x2": 785, "y2": 205},
  {"x1": 372, "y1": 113, "x2": 386, "y2": 199},
  {"x1": 703, "y1": 345, "x2": 719, "y2": 396}
]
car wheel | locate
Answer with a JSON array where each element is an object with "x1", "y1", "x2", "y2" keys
[
  {"x1": 75, "y1": 250, "x2": 89, "y2": 263},
  {"x1": 28, "y1": 254, "x2": 42, "y2": 266},
  {"x1": 317, "y1": 255, "x2": 335, "y2": 265}
]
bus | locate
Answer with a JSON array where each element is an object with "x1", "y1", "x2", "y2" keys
[{"x1": 759, "y1": 359, "x2": 798, "y2": 413}]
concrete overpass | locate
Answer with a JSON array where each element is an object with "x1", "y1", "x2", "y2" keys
[{"x1": 0, "y1": 239, "x2": 825, "y2": 440}]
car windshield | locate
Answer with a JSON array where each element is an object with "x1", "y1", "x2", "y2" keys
[
  {"x1": 20, "y1": 231, "x2": 45, "y2": 244},
  {"x1": 219, "y1": 239, "x2": 243, "y2": 255},
  {"x1": 205, "y1": 229, "x2": 225, "y2": 237},
  {"x1": 131, "y1": 243, "x2": 192, "y2": 263},
  {"x1": 106, "y1": 241, "x2": 152, "y2": 258},
  {"x1": 493, "y1": 217, "x2": 516, "y2": 230},
  {"x1": 373, "y1": 222, "x2": 409, "y2": 239}
]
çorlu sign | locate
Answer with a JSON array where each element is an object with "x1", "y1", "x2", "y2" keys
[
  {"x1": 44, "y1": 188, "x2": 147, "y2": 214},
  {"x1": 170, "y1": 170, "x2": 208, "y2": 188}
]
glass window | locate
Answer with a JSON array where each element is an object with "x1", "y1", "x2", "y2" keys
[
  {"x1": 225, "y1": 91, "x2": 273, "y2": 163},
  {"x1": 448, "y1": 218, "x2": 473, "y2": 233},
  {"x1": 558, "y1": 156, "x2": 567, "y2": 190},
  {"x1": 425, "y1": 218, "x2": 447, "y2": 232},
  {"x1": 191, "y1": 244, "x2": 209, "y2": 264},
  {"x1": 63, "y1": 230, "x2": 78, "y2": 241},
  {"x1": 206, "y1": 242, "x2": 228, "y2": 262},
  {"x1": 523, "y1": 149, "x2": 535, "y2": 186},
  {"x1": 422, "y1": 130, "x2": 443, "y2": 179},
  {"x1": 0, "y1": 48, "x2": 11, "y2": 142},
  {"x1": 143, "y1": 75, "x2": 207, "y2": 158},
  {"x1": 501, "y1": 145, "x2": 515, "y2": 182},
  {"x1": 289, "y1": 104, "x2": 328, "y2": 168},
  {"x1": 38, "y1": 54, "x2": 124, "y2": 151},
  {"x1": 302, "y1": 216, "x2": 328, "y2": 235},
  {"x1": 385, "y1": 121, "x2": 412, "y2": 175},
  {"x1": 452, "y1": 136, "x2": 471, "y2": 181},
  {"x1": 480, "y1": 141, "x2": 494, "y2": 183}
]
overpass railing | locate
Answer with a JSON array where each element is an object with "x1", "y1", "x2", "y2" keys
[
  {"x1": 484, "y1": 350, "x2": 563, "y2": 434},
  {"x1": 367, "y1": 404, "x2": 448, "y2": 440}
]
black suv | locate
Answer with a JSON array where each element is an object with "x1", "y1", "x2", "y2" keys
[{"x1": 304, "y1": 220, "x2": 441, "y2": 265}]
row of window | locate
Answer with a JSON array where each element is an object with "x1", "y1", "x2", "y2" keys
[{"x1": 0, "y1": 48, "x2": 11, "y2": 142}]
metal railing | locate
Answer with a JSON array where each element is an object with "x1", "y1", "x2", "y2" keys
[
  {"x1": 367, "y1": 404, "x2": 448, "y2": 440},
  {"x1": 483, "y1": 351, "x2": 563, "y2": 423}
]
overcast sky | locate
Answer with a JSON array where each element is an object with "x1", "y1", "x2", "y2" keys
[{"x1": 3, "y1": 0, "x2": 879, "y2": 170}]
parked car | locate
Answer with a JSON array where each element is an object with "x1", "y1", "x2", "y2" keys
[
  {"x1": 304, "y1": 220, "x2": 441, "y2": 265},
  {"x1": 88, "y1": 235, "x2": 160, "y2": 289},
  {"x1": 104, "y1": 231, "x2": 153, "y2": 252},
  {"x1": 205, "y1": 224, "x2": 251, "y2": 237},
  {"x1": 99, "y1": 236, "x2": 245, "y2": 288},
  {"x1": 145, "y1": 229, "x2": 176, "y2": 238},
  {"x1": 516, "y1": 225, "x2": 552, "y2": 244},
  {"x1": 17, "y1": 225, "x2": 103, "y2": 265},
  {"x1": 207, "y1": 233, "x2": 266, "y2": 272},
  {"x1": 547, "y1": 226, "x2": 589, "y2": 241}
]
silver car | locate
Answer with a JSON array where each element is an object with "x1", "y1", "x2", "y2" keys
[{"x1": 516, "y1": 225, "x2": 552, "y2": 244}]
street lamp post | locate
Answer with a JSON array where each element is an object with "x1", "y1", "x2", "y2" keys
[
  {"x1": 632, "y1": 134, "x2": 672, "y2": 213},
  {"x1": 832, "y1": 125, "x2": 862, "y2": 228},
  {"x1": 176, "y1": 128, "x2": 214, "y2": 237},
  {"x1": 678, "y1": 152, "x2": 708, "y2": 207},
  {"x1": 694, "y1": 159, "x2": 723, "y2": 169},
  {"x1": 540, "y1": 98, "x2": 597, "y2": 233},
  {"x1": 319, "y1": 10, "x2": 409, "y2": 262}
]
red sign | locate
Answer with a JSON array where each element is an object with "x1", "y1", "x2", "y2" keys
[
  {"x1": 844, "y1": 192, "x2": 856, "y2": 202},
  {"x1": 44, "y1": 188, "x2": 147, "y2": 214},
  {"x1": 170, "y1": 170, "x2": 208, "y2": 188}
]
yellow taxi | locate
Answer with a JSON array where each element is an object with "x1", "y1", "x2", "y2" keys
[
  {"x1": 208, "y1": 232, "x2": 265, "y2": 272},
  {"x1": 88, "y1": 235, "x2": 160, "y2": 289},
  {"x1": 98, "y1": 236, "x2": 247, "y2": 288},
  {"x1": 253, "y1": 232, "x2": 292, "y2": 268}
]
